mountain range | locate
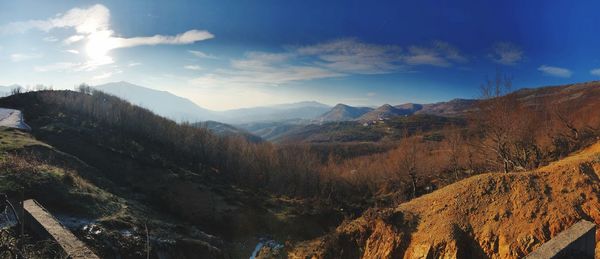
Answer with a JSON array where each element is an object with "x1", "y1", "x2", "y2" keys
[
  {"x1": 0, "y1": 81, "x2": 478, "y2": 141},
  {"x1": 94, "y1": 81, "x2": 216, "y2": 122},
  {"x1": 354, "y1": 99, "x2": 476, "y2": 122},
  {"x1": 2, "y1": 81, "x2": 481, "y2": 141},
  {"x1": 1, "y1": 82, "x2": 482, "y2": 143},
  {"x1": 259, "y1": 83, "x2": 600, "y2": 143},
  {"x1": 91, "y1": 82, "x2": 483, "y2": 125},
  {"x1": 89, "y1": 82, "x2": 483, "y2": 127},
  {"x1": 219, "y1": 101, "x2": 330, "y2": 123},
  {"x1": 93, "y1": 81, "x2": 331, "y2": 124}
]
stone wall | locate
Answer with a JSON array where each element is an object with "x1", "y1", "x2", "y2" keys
[
  {"x1": 525, "y1": 220, "x2": 595, "y2": 258},
  {"x1": 23, "y1": 199, "x2": 99, "y2": 259}
]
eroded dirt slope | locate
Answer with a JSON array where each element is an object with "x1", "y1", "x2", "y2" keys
[{"x1": 290, "y1": 141, "x2": 600, "y2": 258}]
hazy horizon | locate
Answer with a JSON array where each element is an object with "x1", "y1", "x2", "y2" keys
[{"x1": 3, "y1": 79, "x2": 488, "y2": 111}]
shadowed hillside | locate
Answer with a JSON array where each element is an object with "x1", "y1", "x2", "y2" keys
[
  {"x1": 192, "y1": 120, "x2": 263, "y2": 143},
  {"x1": 0, "y1": 90, "x2": 340, "y2": 258}
]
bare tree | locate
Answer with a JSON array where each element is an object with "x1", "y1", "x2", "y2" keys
[
  {"x1": 445, "y1": 126, "x2": 463, "y2": 180},
  {"x1": 10, "y1": 86, "x2": 23, "y2": 95},
  {"x1": 474, "y1": 72, "x2": 519, "y2": 173},
  {"x1": 76, "y1": 83, "x2": 93, "y2": 95},
  {"x1": 398, "y1": 135, "x2": 419, "y2": 198}
]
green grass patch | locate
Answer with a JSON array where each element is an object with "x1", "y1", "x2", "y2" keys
[{"x1": 0, "y1": 128, "x2": 50, "y2": 151}]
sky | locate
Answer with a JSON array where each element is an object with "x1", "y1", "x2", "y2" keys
[{"x1": 1, "y1": 0, "x2": 600, "y2": 110}]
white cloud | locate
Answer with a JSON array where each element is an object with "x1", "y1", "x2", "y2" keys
[
  {"x1": 590, "y1": 68, "x2": 600, "y2": 76},
  {"x1": 405, "y1": 46, "x2": 450, "y2": 67},
  {"x1": 184, "y1": 65, "x2": 202, "y2": 71},
  {"x1": 113, "y1": 30, "x2": 214, "y2": 48},
  {"x1": 1, "y1": 4, "x2": 111, "y2": 34},
  {"x1": 190, "y1": 51, "x2": 342, "y2": 88},
  {"x1": 191, "y1": 65, "x2": 342, "y2": 88},
  {"x1": 10, "y1": 53, "x2": 42, "y2": 62},
  {"x1": 64, "y1": 35, "x2": 85, "y2": 45},
  {"x1": 490, "y1": 42, "x2": 523, "y2": 65},
  {"x1": 127, "y1": 62, "x2": 141, "y2": 67},
  {"x1": 1, "y1": 4, "x2": 213, "y2": 71},
  {"x1": 188, "y1": 50, "x2": 217, "y2": 59},
  {"x1": 538, "y1": 65, "x2": 572, "y2": 78},
  {"x1": 190, "y1": 39, "x2": 468, "y2": 88},
  {"x1": 65, "y1": 49, "x2": 79, "y2": 54},
  {"x1": 432, "y1": 41, "x2": 468, "y2": 63},
  {"x1": 296, "y1": 38, "x2": 403, "y2": 74},
  {"x1": 403, "y1": 41, "x2": 468, "y2": 67}
]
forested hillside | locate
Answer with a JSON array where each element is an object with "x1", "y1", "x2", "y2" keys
[{"x1": 0, "y1": 80, "x2": 598, "y2": 258}]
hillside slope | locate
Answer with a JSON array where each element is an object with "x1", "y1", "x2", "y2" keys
[
  {"x1": 220, "y1": 101, "x2": 331, "y2": 124},
  {"x1": 0, "y1": 128, "x2": 227, "y2": 258},
  {"x1": 275, "y1": 114, "x2": 464, "y2": 143},
  {"x1": 416, "y1": 98, "x2": 477, "y2": 117},
  {"x1": 289, "y1": 141, "x2": 600, "y2": 258},
  {"x1": 0, "y1": 91, "x2": 337, "y2": 258},
  {"x1": 94, "y1": 81, "x2": 216, "y2": 122},
  {"x1": 236, "y1": 119, "x2": 308, "y2": 141},
  {"x1": 192, "y1": 120, "x2": 263, "y2": 143},
  {"x1": 317, "y1": 104, "x2": 374, "y2": 122},
  {"x1": 357, "y1": 104, "x2": 412, "y2": 122}
]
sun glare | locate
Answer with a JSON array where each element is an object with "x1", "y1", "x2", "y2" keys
[{"x1": 85, "y1": 30, "x2": 117, "y2": 65}]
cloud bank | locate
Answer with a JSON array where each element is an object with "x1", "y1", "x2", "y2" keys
[{"x1": 190, "y1": 38, "x2": 469, "y2": 88}]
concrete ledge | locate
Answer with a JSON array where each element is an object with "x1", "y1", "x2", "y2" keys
[
  {"x1": 23, "y1": 199, "x2": 99, "y2": 259},
  {"x1": 525, "y1": 220, "x2": 596, "y2": 259}
]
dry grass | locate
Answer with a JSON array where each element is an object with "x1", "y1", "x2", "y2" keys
[{"x1": 291, "y1": 140, "x2": 600, "y2": 258}]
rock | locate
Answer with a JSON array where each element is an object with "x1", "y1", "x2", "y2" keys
[{"x1": 289, "y1": 142, "x2": 600, "y2": 258}]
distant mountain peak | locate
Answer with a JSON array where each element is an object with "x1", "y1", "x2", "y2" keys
[
  {"x1": 317, "y1": 103, "x2": 374, "y2": 122},
  {"x1": 93, "y1": 81, "x2": 215, "y2": 122},
  {"x1": 296, "y1": 101, "x2": 327, "y2": 105},
  {"x1": 271, "y1": 101, "x2": 330, "y2": 109}
]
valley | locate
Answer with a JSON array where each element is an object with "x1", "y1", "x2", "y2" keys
[{"x1": 0, "y1": 79, "x2": 597, "y2": 258}]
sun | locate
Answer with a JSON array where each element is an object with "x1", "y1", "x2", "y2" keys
[{"x1": 85, "y1": 30, "x2": 118, "y2": 65}]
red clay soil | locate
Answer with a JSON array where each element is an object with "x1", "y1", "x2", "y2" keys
[{"x1": 289, "y1": 141, "x2": 600, "y2": 258}]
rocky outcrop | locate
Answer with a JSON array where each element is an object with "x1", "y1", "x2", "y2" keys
[{"x1": 290, "y1": 142, "x2": 600, "y2": 258}]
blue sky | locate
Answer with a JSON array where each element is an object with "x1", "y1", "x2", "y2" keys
[{"x1": 1, "y1": 0, "x2": 600, "y2": 110}]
